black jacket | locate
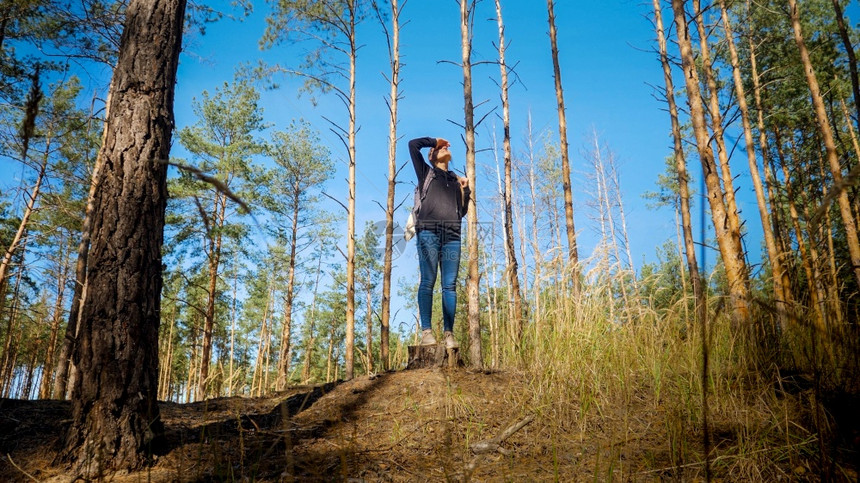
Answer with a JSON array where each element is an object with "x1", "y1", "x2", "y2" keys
[{"x1": 409, "y1": 137, "x2": 471, "y2": 240}]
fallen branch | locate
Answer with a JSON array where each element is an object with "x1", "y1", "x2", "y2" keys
[
  {"x1": 470, "y1": 414, "x2": 535, "y2": 455},
  {"x1": 464, "y1": 414, "x2": 535, "y2": 481},
  {"x1": 6, "y1": 454, "x2": 39, "y2": 482}
]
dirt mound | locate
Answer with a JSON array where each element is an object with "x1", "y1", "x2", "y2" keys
[{"x1": 3, "y1": 367, "x2": 830, "y2": 481}]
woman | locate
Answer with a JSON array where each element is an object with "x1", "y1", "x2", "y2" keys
[{"x1": 408, "y1": 136, "x2": 471, "y2": 348}]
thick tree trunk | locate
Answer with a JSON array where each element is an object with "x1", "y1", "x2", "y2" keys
[
  {"x1": 719, "y1": 0, "x2": 789, "y2": 330},
  {"x1": 788, "y1": 0, "x2": 860, "y2": 288},
  {"x1": 546, "y1": 0, "x2": 580, "y2": 293},
  {"x1": 460, "y1": 0, "x2": 482, "y2": 369},
  {"x1": 495, "y1": 0, "x2": 524, "y2": 342},
  {"x1": 379, "y1": 0, "x2": 402, "y2": 373},
  {"x1": 61, "y1": 0, "x2": 186, "y2": 473},
  {"x1": 671, "y1": 0, "x2": 750, "y2": 327}
]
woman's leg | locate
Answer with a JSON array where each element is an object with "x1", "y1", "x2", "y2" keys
[
  {"x1": 439, "y1": 236, "x2": 462, "y2": 333},
  {"x1": 416, "y1": 230, "x2": 440, "y2": 331}
]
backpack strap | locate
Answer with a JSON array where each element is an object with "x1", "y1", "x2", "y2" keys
[{"x1": 419, "y1": 167, "x2": 436, "y2": 200}]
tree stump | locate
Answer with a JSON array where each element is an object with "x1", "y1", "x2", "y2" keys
[{"x1": 407, "y1": 344, "x2": 463, "y2": 369}]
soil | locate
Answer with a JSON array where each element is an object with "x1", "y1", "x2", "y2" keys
[{"x1": 0, "y1": 366, "x2": 855, "y2": 482}]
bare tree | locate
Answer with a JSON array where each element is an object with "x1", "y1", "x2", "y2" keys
[
  {"x1": 546, "y1": 0, "x2": 580, "y2": 293},
  {"x1": 670, "y1": 0, "x2": 749, "y2": 327},
  {"x1": 717, "y1": 0, "x2": 789, "y2": 329},
  {"x1": 459, "y1": 0, "x2": 482, "y2": 368},
  {"x1": 374, "y1": 0, "x2": 405, "y2": 372},
  {"x1": 494, "y1": 0, "x2": 524, "y2": 343}
]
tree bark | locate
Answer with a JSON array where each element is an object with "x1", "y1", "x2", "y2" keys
[
  {"x1": 198, "y1": 193, "x2": 227, "y2": 400},
  {"x1": 546, "y1": 0, "x2": 580, "y2": 293},
  {"x1": 460, "y1": 0, "x2": 482, "y2": 369},
  {"x1": 378, "y1": 0, "x2": 402, "y2": 373},
  {"x1": 671, "y1": 0, "x2": 750, "y2": 327},
  {"x1": 345, "y1": 0, "x2": 358, "y2": 381},
  {"x1": 719, "y1": 0, "x2": 789, "y2": 330},
  {"x1": 653, "y1": 0, "x2": 705, "y2": 328},
  {"x1": 61, "y1": 0, "x2": 185, "y2": 472},
  {"x1": 788, "y1": 0, "x2": 860, "y2": 288},
  {"x1": 692, "y1": 0, "x2": 743, "y2": 242},
  {"x1": 495, "y1": 0, "x2": 524, "y2": 343}
]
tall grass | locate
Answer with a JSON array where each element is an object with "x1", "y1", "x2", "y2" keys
[{"x1": 500, "y1": 268, "x2": 851, "y2": 479}]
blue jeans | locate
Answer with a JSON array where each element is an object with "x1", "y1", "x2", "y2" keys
[{"x1": 416, "y1": 230, "x2": 461, "y2": 333}]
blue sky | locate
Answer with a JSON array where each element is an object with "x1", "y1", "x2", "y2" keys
[
  {"x1": 2, "y1": 0, "x2": 796, "y2": 329},
  {"x1": 174, "y1": 0, "x2": 717, "y2": 275}
]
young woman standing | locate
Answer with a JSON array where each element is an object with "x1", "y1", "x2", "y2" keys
[{"x1": 408, "y1": 137, "x2": 471, "y2": 348}]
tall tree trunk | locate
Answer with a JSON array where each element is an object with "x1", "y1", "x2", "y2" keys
[
  {"x1": 460, "y1": 0, "x2": 482, "y2": 368},
  {"x1": 671, "y1": 0, "x2": 750, "y2": 328},
  {"x1": 525, "y1": 114, "x2": 543, "y2": 333},
  {"x1": 199, "y1": 194, "x2": 226, "y2": 400},
  {"x1": 788, "y1": 0, "x2": 860, "y2": 288},
  {"x1": 62, "y1": 0, "x2": 186, "y2": 473},
  {"x1": 546, "y1": 0, "x2": 580, "y2": 293},
  {"x1": 692, "y1": 0, "x2": 743, "y2": 242},
  {"x1": 253, "y1": 285, "x2": 273, "y2": 396},
  {"x1": 345, "y1": 2, "x2": 358, "y2": 381},
  {"x1": 378, "y1": 0, "x2": 402, "y2": 373},
  {"x1": 653, "y1": 0, "x2": 705, "y2": 327},
  {"x1": 495, "y1": 0, "x2": 524, "y2": 343},
  {"x1": 748, "y1": 14, "x2": 794, "y2": 311},
  {"x1": 277, "y1": 199, "x2": 300, "y2": 390},
  {"x1": 719, "y1": 0, "x2": 789, "y2": 329}
]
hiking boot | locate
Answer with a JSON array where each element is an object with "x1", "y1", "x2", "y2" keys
[
  {"x1": 444, "y1": 331, "x2": 458, "y2": 349},
  {"x1": 420, "y1": 329, "x2": 437, "y2": 345}
]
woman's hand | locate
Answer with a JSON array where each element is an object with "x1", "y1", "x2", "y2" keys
[
  {"x1": 458, "y1": 176, "x2": 469, "y2": 190},
  {"x1": 436, "y1": 138, "x2": 450, "y2": 150}
]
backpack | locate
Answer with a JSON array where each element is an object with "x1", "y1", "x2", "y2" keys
[{"x1": 404, "y1": 168, "x2": 437, "y2": 241}]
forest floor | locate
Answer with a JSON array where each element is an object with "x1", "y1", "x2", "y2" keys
[{"x1": 0, "y1": 365, "x2": 857, "y2": 481}]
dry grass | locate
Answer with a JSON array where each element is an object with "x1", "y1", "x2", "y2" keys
[{"x1": 1, "y1": 275, "x2": 857, "y2": 481}]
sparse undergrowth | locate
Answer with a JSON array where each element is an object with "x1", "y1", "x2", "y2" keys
[{"x1": 0, "y1": 290, "x2": 857, "y2": 481}]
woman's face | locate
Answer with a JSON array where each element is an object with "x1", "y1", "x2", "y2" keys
[{"x1": 434, "y1": 145, "x2": 452, "y2": 164}]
